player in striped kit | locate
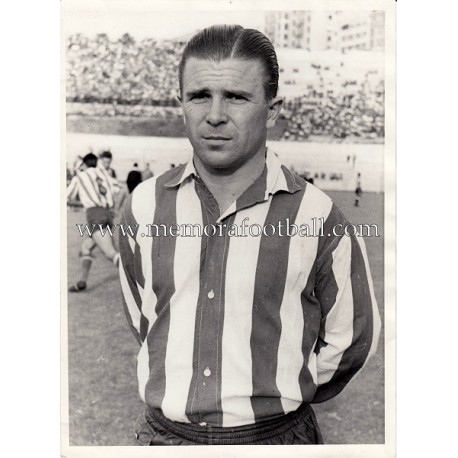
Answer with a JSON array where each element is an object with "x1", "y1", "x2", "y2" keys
[
  {"x1": 67, "y1": 153, "x2": 120, "y2": 292},
  {"x1": 119, "y1": 25, "x2": 381, "y2": 445}
]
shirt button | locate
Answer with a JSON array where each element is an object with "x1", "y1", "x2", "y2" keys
[
  {"x1": 204, "y1": 367, "x2": 211, "y2": 377},
  {"x1": 207, "y1": 289, "x2": 215, "y2": 299}
]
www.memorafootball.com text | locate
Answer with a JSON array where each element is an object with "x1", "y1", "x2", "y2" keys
[{"x1": 76, "y1": 217, "x2": 380, "y2": 238}]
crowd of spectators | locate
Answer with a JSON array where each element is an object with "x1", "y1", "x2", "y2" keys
[
  {"x1": 66, "y1": 33, "x2": 384, "y2": 140},
  {"x1": 67, "y1": 102, "x2": 182, "y2": 118},
  {"x1": 66, "y1": 33, "x2": 184, "y2": 105},
  {"x1": 281, "y1": 79, "x2": 385, "y2": 140}
]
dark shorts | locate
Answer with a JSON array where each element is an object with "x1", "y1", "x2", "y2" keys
[
  {"x1": 86, "y1": 206, "x2": 114, "y2": 233},
  {"x1": 134, "y1": 403, "x2": 324, "y2": 446},
  {"x1": 355, "y1": 186, "x2": 362, "y2": 197}
]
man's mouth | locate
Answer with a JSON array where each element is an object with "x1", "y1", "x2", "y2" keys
[{"x1": 202, "y1": 136, "x2": 231, "y2": 141}]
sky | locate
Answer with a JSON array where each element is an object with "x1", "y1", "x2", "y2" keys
[{"x1": 62, "y1": 1, "x2": 267, "y2": 40}]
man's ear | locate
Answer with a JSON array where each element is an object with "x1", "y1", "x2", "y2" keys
[
  {"x1": 177, "y1": 94, "x2": 186, "y2": 126},
  {"x1": 266, "y1": 96, "x2": 283, "y2": 128}
]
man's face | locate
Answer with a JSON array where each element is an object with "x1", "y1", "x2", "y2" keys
[
  {"x1": 100, "y1": 157, "x2": 112, "y2": 170},
  {"x1": 180, "y1": 57, "x2": 282, "y2": 173}
]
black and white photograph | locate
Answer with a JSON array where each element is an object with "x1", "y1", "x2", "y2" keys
[{"x1": 61, "y1": 0, "x2": 395, "y2": 455}]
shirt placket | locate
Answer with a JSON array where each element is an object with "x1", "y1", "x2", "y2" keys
[{"x1": 192, "y1": 179, "x2": 227, "y2": 425}]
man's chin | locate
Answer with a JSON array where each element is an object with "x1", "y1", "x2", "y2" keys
[
  {"x1": 196, "y1": 153, "x2": 242, "y2": 174},
  {"x1": 205, "y1": 159, "x2": 239, "y2": 172}
]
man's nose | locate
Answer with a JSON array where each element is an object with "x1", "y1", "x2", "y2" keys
[{"x1": 206, "y1": 97, "x2": 227, "y2": 126}]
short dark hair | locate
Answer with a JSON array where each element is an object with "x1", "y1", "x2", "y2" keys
[
  {"x1": 83, "y1": 153, "x2": 97, "y2": 168},
  {"x1": 178, "y1": 25, "x2": 279, "y2": 100},
  {"x1": 99, "y1": 150, "x2": 112, "y2": 159}
]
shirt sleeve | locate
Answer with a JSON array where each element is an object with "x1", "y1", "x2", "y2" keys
[
  {"x1": 107, "y1": 173, "x2": 121, "y2": 193},
  {"x1": 98, "y1": 167, "x2": 121, "y2": 194},
  {"x1": 118, "y1": 194, "x2": 144, "y2": 345},
  {"x1": 66, "y1": 176, "x2": 79, "y2": 201},
  {"x1": 311, "y1": 204, "x2": 381, "y2": 403}
]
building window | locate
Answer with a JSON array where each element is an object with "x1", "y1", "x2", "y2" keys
[{"x1": 293, "y1": 68, "x2": 299, "y2": 73}]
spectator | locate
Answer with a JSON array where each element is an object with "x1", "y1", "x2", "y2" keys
[
  {"x1": 355, "y1": 172, "x2": 363, "y2": 207},
  {"x1": 142, "y1": 162, "x2": 154, "y2": 181},
  {"x1": 126, "y1": 163, "x2": 142, "y2": 193}
]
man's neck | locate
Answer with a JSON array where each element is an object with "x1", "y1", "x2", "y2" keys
[{"x1": 193, "y1": 149, "x2": 267, "y2": 215}]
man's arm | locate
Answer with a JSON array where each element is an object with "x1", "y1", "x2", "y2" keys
[
  {"x1": 118, "y1": 194, "x2": 144, "y2": 345},
  {"x1": 98, "y1": 167, "x2": 121, "y2": 194},
  {"x1": 107, "y1": 172, "x2": 121, "y2": 193},
  {"x1": 312, "y1": 205, "x2": 381, "y2": 403},
  {"x1": 66, "y1": 175, "x2": 78, "y2": 201}
]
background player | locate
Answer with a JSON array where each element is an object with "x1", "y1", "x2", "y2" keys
[
  {"x1": 67, "y1": 153, "x2": 120, "y2": 292},
  {"x1": 355, "y1": 172, "x2": 363, "y2": 206},
  {"x1": 98, "y1": 150, "x2": 117, "y2": 178}
]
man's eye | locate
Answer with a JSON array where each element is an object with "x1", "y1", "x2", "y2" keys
[
  {"x1": 227, "y1": 94, "x2": 247, "y2": 103},
  {"x1": 190, "y1": 94, "x2": 209, "y2": 103}
]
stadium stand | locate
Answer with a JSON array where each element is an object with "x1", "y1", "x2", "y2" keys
[{"x1": 66, "y1": 34, "x2": 384, "y2": 141}]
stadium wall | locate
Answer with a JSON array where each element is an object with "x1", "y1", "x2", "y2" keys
[{"x1": 66, "y1": 114, "x2": 288, "y2": 140}]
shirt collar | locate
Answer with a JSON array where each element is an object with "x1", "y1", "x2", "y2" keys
[
  {"x1": 264, "y1": 149, "x2": 302, "y2": 197},
  {"x1": 164, "y1": 149, "x2": 302, "y2": 197},
  {"x1": 164, "y1": 159, "x2": 197, "y2": 188}
]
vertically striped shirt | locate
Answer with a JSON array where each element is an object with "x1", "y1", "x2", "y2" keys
[
  {"x1": 119, "y1": 151, "x2": 381, "y2": 427},
  {"x1": 67, "y1": 167, "x2": 119, "y2": 209}
]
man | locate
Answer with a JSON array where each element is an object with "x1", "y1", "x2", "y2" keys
[
  {"x1": 126, "y1": 162, "x2": 142, "y2": 193},
  {"x1": 99, "y1": 150, "x2": 117, "y2": 178},
  {"x1": 355, "y1": 172, "x2": 363, "y2": 207},
  {"x1": 67, "y1": 153, "x2": 120, "y2": 292},
  {"x1": 119, "y1": 25, "x2": 381, "y2": 446},
  {"x1": 142, "y1": 162, "x2": 154, "y2": 181},
  {"x1": 98, "y1": 150, "x2": 128, "y2": 216}
]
